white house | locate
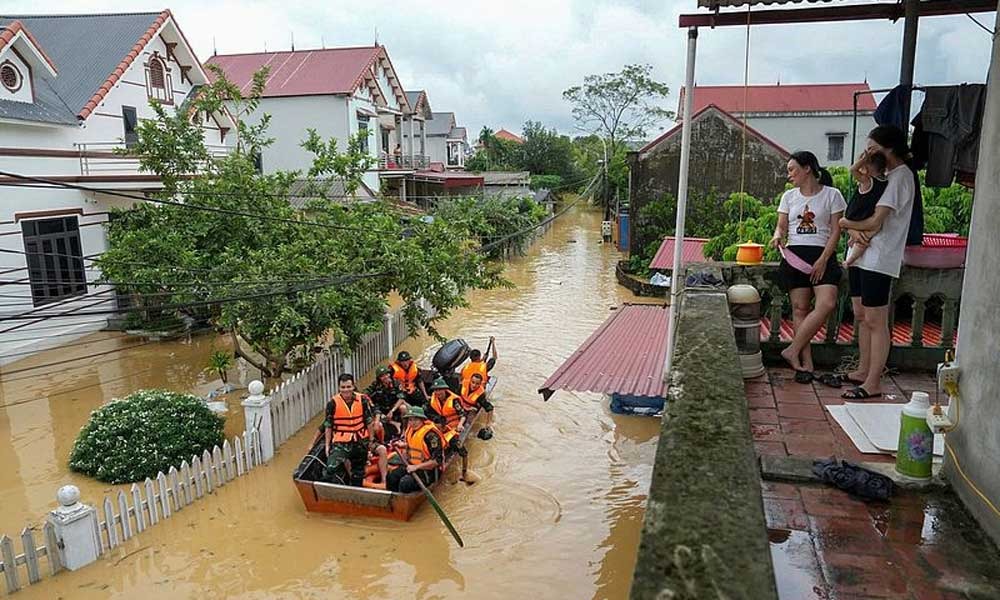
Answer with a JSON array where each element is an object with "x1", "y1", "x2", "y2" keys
[
  {"x1": 679, "y1": 83, "x2": 878, "y2": 168},
  {"x1": 422, "y1": 111, "x2": 470, "y2": 170},
  {"x1": 0, "y1": 11, "x2": 234, "y2": 365},
  {"x1": 207, "y1": 45, "x2": 422, "y2": 195}
]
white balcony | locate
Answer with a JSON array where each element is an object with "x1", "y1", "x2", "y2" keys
[{"x1": 73, "y1": 141, "x2": 231, "y2": 177}]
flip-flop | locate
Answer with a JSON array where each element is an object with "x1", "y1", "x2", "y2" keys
[
  {"x1": 817, "y1": 373, "x2": 844, "y2": 388},
  {"x1": 794, "y1": 370, "x2": 814, "y2": 384},
  {"x1": 841, "y1": 386, "x2": 882, "y2": 400}
]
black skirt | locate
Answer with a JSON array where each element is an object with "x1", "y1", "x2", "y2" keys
[{"x1": 779, "y1": 245, "x2": 842, "y2": 290}]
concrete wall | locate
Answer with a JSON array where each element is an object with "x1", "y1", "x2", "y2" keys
[
  {"x1": 948, "y1": 10, "x2": 1000, "y2": 546},
  {"x1": 425, "y1": 135, "x2": 448, "y2": 165},
  {"x1": 249, "y1": 96, "x2": 349, "y2": 175},
  {"x1": 742, "y1": 113, "x2": 876, "y2": 167}
]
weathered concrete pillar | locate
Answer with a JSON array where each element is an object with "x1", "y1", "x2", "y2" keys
[
  {"x1": 46, "y1": 485, "x2": 100, "y2": 571},
  {"x1": 241, "y1": 380, "x2": 274, "y2": 462},
  {"x1": 948, "y1": 6, "x2": 1000, "y2": 545},
  {"x1": 910, "y1": 296, "x2": 927, "y2": 347}
]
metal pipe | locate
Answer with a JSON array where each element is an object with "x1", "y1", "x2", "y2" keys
[
  {"x1": 664, "y1": 27, "x2": 698, "y2": 382},
  {"x1": 899, "y1": 0, "x2": 920, "y2": 119}
]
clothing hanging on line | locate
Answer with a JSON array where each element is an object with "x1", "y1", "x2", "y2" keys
[
  {"x1": 873, "y1": 85, "x2": 911, "y2": 132},
  {"x1": 911, "y1": 84, "x2": 987, "y2": 188}
]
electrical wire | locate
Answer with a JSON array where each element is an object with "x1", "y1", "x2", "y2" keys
[
  {"x1": 479, "y1": 176, "x2": 596, "y2": 253},
  {"x1": 966, "y1": 13, "x2": 996, "y2": 36},
  {"x1": 0, "y1": 339, "x2": 157, "y2": 377}
]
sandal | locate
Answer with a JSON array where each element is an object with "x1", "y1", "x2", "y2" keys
[
  {"x1": 793, "y1": 370, "x2": 815, "y2": 384},
  {"x1": 817, "y1": 373, "x2": 844, "y2": 388},
  {"x1": 841, "y1": 386, "x2": 882, "y2": 400}
]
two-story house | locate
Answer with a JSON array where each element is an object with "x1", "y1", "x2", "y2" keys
[
  {"x1": 679, "y1": 83, "x2": 877, "y2": 167},
  {"x1": 420, "y1": 111, "x2": 470, "y2": 170},
  {"x1": 207, "y1": 45, "x2": 421, "y2": 195},
  {"x1": 0, "y1": 11, "x2": 234, "y2": 364}
]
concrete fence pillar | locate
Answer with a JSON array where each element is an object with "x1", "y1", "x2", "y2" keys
[
  {"x1": 385, "y1": 313, "x2": 394, "y2": 356},
  {"x1": 241, "y1": 380, "x2": 274, "y2": 462},
  {"x1": 46, "y1": 485, "x2": 100, "y2": 571}
]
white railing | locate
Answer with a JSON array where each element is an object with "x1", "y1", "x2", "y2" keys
[
  {"x1": 376, "y1": 154, "x2": 429, "y2": 171},
  {"x1": 0, "y1": 429, "x2": 262, "y2": 595},
  {"x1": 267, "y1": 301, "x2": 436, "y2": 450},
  {"x1": 73, "y1": 141, "x2": 230, "y2": 176}
]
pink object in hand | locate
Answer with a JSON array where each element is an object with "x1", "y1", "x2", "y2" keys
[{"x1": 780, "y1": 246, "x2": 814, "y2": 275}]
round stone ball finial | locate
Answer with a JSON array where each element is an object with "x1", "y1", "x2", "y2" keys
[
  {"x1": 248, "y1": 380, "x2": 265, "y2": 396},
  {"x1": 57, "y1": 484, "x2": 81, "y2": 507}
]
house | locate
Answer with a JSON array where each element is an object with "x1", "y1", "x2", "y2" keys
[
  {"x1": 422, "y1": 111, "x2": 470, "y2": 170},
  {"x1": 626, "y1": 104, "x2": 790, "y2": 255},
  {"x1": 400, "y1": 90, "x2": 433, "y2": 167},
  {"x1": 207, "y1": 45, "x2": 416, "y2": 194},
  {"x1": 679, "y1": 82, "x2": 877, "y2": 167},
  {"x1": 481, "y1": 171, "x2": 532, "y2": 198},
  {"x1": 0, "y1": 11, "x2": 235, "y2": 365},
  {"x1": 494, "y1": 128, "x2": 524, "y2": 144}
]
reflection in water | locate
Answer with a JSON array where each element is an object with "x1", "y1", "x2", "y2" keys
[{"x1": 9, "y1": 206, "x2": 662, "y2": 599}]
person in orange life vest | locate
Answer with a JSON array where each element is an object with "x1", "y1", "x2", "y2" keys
[
  {"x1": 322, "y1": 373, "x2": 387, "y2": 486},
  {"x1": 387, "y1": 406, "x2": 445, "y2": 493},
  {"x1": 461, "y1": 372, "x2": 495, "y2": 440},
  {"x1": 390, "y1": 350, "x2": 427, "y2": 405},
  {"x1": 427, "y1": 377, "x2": 474, "y2": 481},
  {"x1": 460, "y1": 337, "x2": 497, "y2": 388}
]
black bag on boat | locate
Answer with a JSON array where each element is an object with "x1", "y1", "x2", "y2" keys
[{"x1": 432, "y1": 339, "x2": 470, "y2": 374}]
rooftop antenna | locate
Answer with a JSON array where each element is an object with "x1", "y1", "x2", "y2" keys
[
  {"x1": 321, "y1": 35, "x2": 325, "y2": 49},
  {"x1": 212, "y1": 36, "x2": 217, "y2": 56},
  {"x1": 374, "y1": 26, "x2": 379, "y2": 46},
  {"x1": 264, "y1": 41, "x2": 268, "y2": 53},
  {"x1": 291, "y1": 31, "x2": 295, "y2": 52}
]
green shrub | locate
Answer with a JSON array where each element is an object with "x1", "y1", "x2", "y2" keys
[{"x1": 69, "y1": 389, "x2": 225, "y2": 483}]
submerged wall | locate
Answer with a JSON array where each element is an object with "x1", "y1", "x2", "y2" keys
[{"x1": 629, "y1": 274, "x2": 777, "y2": 599}]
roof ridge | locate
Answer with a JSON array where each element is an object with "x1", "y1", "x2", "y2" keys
[
  {"x1": 211, "y1": 45, "x2": 379, "y2": 58},
  {"x1": 1, "y1": 12, "x2": 164, "y2": 18},
  {"x1": 693, "y1": 82, "x2": 870, "y2": 88}
]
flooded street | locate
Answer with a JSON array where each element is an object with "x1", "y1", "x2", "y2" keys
[{"x1": 4, "y1": 205, "x2": 662, "y2": 600}]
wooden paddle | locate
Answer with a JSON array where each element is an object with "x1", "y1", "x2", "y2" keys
[{"x1": 412, "y1": 470, "x2": 465, "y2": 548}]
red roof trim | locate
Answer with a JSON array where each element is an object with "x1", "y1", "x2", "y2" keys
[
  {"x1": 78, "y1": 9, "x2": 171, "y2": 120},
  {"x1": 680, "y1": 82, "x2": 877, "y2": 115},
  {"x1": 639, "y1": 104, "x2": 790, "y2": 158},
  {"x1": 494, "y1": 129, "x2": 524, "y2": 143},
  {"x1": 0, "y1": 20, "x2": 59, "y2": 74}
]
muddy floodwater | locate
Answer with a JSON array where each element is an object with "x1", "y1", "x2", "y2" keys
[{"x1": 2, "y1": 205, "x2": 661, "y2": 599}]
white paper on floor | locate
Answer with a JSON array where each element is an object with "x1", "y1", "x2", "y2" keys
[{"x1": 830, "y1": 403, "x2": 944, "y2": 457}]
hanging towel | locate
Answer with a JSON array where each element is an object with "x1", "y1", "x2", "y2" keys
[{"x1": 873, "y1": 85, "x2": 911, "y2": 131}]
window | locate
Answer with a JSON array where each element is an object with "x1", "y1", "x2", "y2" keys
[
  {"x1": 145, "y1": 53, "x2": 173, "y2": 103},
  {"x1": 827, "y1": 134, "x2": 846, "y2": 162},
  {"x1": 0, "y1": 61, "x2": 22, "y2": 93},
  {"x1": 357, "y1": 116, "x2": 370, "y2": 154},
  {"x1": 22, "y1": 217, "x2": 87, "y2": 307},
  {"x1": 381, "y1": 128, "x2": 390, "y2": 158},
  {"x1": 122, "y1": 106, "x2": 138, "y2": 147}
]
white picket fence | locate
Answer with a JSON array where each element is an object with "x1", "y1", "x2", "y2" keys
[
  {"x1": 268, "y1": 301, "x2": 434, "y2": 450},
  {"x1": 0, "y1": 429, "x2": 263, "y2": 596}
]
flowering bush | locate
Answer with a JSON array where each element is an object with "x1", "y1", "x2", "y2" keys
[{"x1": 69, "y1": 389, "x2": 225, "y2": 484}]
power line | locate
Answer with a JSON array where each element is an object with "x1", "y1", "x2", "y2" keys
[
  {"x1": 967, "y1": 13, "x2": 996, "y2": 36},
  {"x1": 0, "y1": 339, "x2": 156, "y2": 377}
]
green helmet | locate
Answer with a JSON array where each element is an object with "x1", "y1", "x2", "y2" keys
[
  {"x1": 430, "y1": 377, "x2": 450, "y2": 391},
  {"x1": 405, "y1": 405, "x2": 428, "y2": 420},
  {"x1": 376, "y1": 365, "x2": 392, "y2": 377},
  {"x1": 397, "y1": 351, "x2": 412, "y2": 362}
]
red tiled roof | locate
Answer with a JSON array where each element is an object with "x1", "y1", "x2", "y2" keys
[
  {"x1": 207, "y1": 46, "x2": 389, "y2": 99},
  {"x1": 648, "y1": 236, "x2": 710, "y2": 270},
  {"x1": 0, "y1": 19, "x2": 58, "y2": 74},
  {"x1": 539, "y1": 304, "x2": 669, "y2": 400},
  {"x1": 680, "y1": 83, "x2": 877, "y2": 116},
  {"x1": 494, "y1": 129, "x2": 524, "y2": 143},
  {"x1": 638, "y1": 104, "x2": 790, "y2": 157},
  {"x1": 79, "y1": 10, "x2": 171, "y2": 120}
]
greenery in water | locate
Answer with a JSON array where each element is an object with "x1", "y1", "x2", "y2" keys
[{"x1": 69, "y1": 389, "x2": 225, "y2": 484}]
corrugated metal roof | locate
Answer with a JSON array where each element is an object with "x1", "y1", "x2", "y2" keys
[
  {"x1": 207, "y1": 46, "x2": 382, "y2": 97},
  {"x1": 427, "y1": 111, "x2": 456, "y2": 136},
  {"x1": 649, "y1": 237, "x2": 710, "y2": 270},
  {"x1": 539, "y1": 304, "x2": 669, "y2": 400},
  {"x1": 639, "y1": 104, "x2": 790, "y2": 157},
  {"x1": 448, "y1": 126, "x2": 467, "y2": 141},
  {"x1": 680, "y1": 83, "x2": 878, "y2": 116},
  {"x1": 0, "y1": 12, "x2": 163, "y2": 124},
  {"x1": 698, "y1": 0, "x2": 840, "y2": 7}
]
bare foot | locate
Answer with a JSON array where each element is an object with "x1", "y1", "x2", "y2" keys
[
  {"x1": 780, "y1": 347, "x2": 803, "y2": 372},
  {"x1": 847, "y1": 371, "x2": 867, "y2": 383}
]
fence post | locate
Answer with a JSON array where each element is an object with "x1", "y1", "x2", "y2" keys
[
  {"x1": 241, "y1": 380, "x2": 274, "y2": 462},
  {"x1": 385, "y1": 313, "x2": 394, "y2": 356},
  {"x1": 45, "y1": 485, "x2": 100, "y2": 571},
  {"x1": 342, "y1": 354, "x2": 354, "y2": 377}
]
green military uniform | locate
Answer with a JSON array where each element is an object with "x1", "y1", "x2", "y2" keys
[{"x1": 322, "y1": 393, "x2": 375, "y2": 486}]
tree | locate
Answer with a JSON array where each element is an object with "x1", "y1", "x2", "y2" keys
[
  {"x1": 467, "y1": 127, "x2": 520, "y2": 171},
  {"x1": 564, "y1": 64, "x2": 673, "y2": 217},
  {"x1": 518, "y1": 121, "x2": 580, "y2": 186},
  {"x1": 98, "y1": 67, "x2": 505, "y2": 379}
]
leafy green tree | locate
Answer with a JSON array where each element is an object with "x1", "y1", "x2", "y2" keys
[
  {"x1": 98, "y1": 68, "x2": 504, "y2": 378},
  {"x1": 467, "y1": 127, "x2": 521, "y2": 171},
  {"x1": 518, "y1": 121, "x2": 580, "y2": 185}
]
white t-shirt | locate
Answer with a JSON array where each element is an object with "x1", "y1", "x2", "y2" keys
[
  {"x1": 854, "y1": 164, "x2": 916, "y2": 278},
  {"x1": 777, "y1": 186, "x2": 847, "y2": 247}
]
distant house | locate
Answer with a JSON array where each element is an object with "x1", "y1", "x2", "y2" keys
[
  {"x1": 482, "y1": 171, "x2": 532, "y2": 198},
  {"x1": 627, "y1": 104, "x2": 790, "y2": 255},
  {"x1": 0, "y1": 11, "x2": 235, "y2": 363},
  {"x1": 494, "y1": 128, "x2": 524, "y2": 144},
  {"x1": 423, "y1": 111, "x2": 470, "y2": 170},
  {"x1": 679, "y1": 82, "x2": 877, "y2": 167}
]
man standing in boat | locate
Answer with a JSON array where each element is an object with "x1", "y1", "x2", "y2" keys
[
  {"x1": 391, "y1": 350, "x2": 428, "y2": 406},
  {"x1": 461, "y1": 372, "x2": 495, "y2": 440},
  {"x1": 366, "y1": 365, "x2": 408, "y2": 440},
  {"x1": 388, "y1": 406, "x2": 445, "y2": 493},
  {"x1": 460, "y1": 337, "x2": 497, "y2": 388},
  {"x1": 324, "y1": 373, "x2": 386, "y2": 486}
]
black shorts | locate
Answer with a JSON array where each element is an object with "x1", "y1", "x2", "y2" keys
[
  {"x1": 848, "y1": 267, "x2": 894, "y2": 307},
  {"x1": 779, "y1": 245, "x2": 841, "y2": 290}
]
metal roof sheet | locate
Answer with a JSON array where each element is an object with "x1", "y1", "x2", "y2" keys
[
  {"x1": 539, "y1": 304, "x2": 669, "y2": 400},
  {"x1": 698, "y1": 0, "x2": 841, "y2": 7},
  {"x1": 0, "y1": 12, "x2": 163, "y2": 124},
  {"x1": 427, "y1": 111, "x2": 456, "y2": 135},
  {"x1": 649, "y1": 237, "x2": 710, "y2": 270},
  {"x1": 207, "y1": 46, "x2": 382, "y2": 97},
  {"x1": 681, "y1": 83, "x2": 877, "y2": 115}
]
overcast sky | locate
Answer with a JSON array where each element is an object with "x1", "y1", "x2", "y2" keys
[{"x1": 7, "y1": 1, "x2": 997, "y2": 141}]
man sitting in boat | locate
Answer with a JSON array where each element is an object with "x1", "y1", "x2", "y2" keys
[
  {"x1": 387, "y1": 406, "x2": 444, "y2": 493},
  {"x1": 460, "y1": 337, "x2": 497, "y2": 388},
  {"x1": 324, "y1": 373, "x2": 388, "y2": 487},
  {"x1": 366, "y1": 365, "x2": 408, "y2": 440},
  {"x1": 391, "y1": 350, "x2": 428, "y2": 406},
  {"x1": 427, "y1": 377, "x2": 473, "y2": 482},
  {"x1": 461, "y1": 372, "x2": 495, "y2": 440}
]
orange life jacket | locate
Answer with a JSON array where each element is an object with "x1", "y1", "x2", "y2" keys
[
  {"x1": 460, "y1": 360, "x2": 488, "y2": 388},
  {"x1": 430, "y1": 391, "x2": 462, "y2": 431},
  {"x1": 460, "y1": 382, "x2": 485, "y2": 412},
  {"x1": 405, "y1": 422, "x2": 445, "y2": 466},
  {"x1": 391, "y1": 361, "x2": 420, "y2": 393},
  {"x1": 330, "y1": 393, "x2": 369, "y2": 443}
]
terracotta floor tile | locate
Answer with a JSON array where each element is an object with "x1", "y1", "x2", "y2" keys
[
  {"x1": 808, "y1": 515, "x2": 886, "y2": 556},
  {"x1": 748, "y1": 394, "x2": 776, "y2": 409},
  {"x1": 755, "y1": 441, "x2": 788, "y2": 457},
  {"x1": 752, "y1": 423, "x2": 783, "y2": 442},
  {"x1": 765, "y1": 497, "x2": 811, "y2": 531},
  {"x1": 777, "y1": 403, "x2": 828, "y2": 421},
  {"x1": 800, "y1": 487, "x2": 872, "y2": 520},
  {"x1": 781, "y1": 418, "x2": 834, "y2": 436},
  {"x1": 750, "y1": 408, "x2": 780, "y2": 424},
  {"x1": 762, "y1": 481, "x2": 802, "y2": 500},
  {"x1": 816, "y1": 551, "x2": 908, "y2": 597}
]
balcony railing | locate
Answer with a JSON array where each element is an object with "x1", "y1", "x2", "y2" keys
[
  {"x1": 376, "y1": 154, "x2": 429, "y2": 171},
  {"x1": 74, "y1": 141, "x2": 230, "y2": 176}
]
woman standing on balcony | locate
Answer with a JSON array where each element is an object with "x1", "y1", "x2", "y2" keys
[
  {"x1": 770, "y1": 151, "x2": 847, "y2": 383},
  {"x1": 837, "y1": 126, "x2": 916, "y2": 399}
]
